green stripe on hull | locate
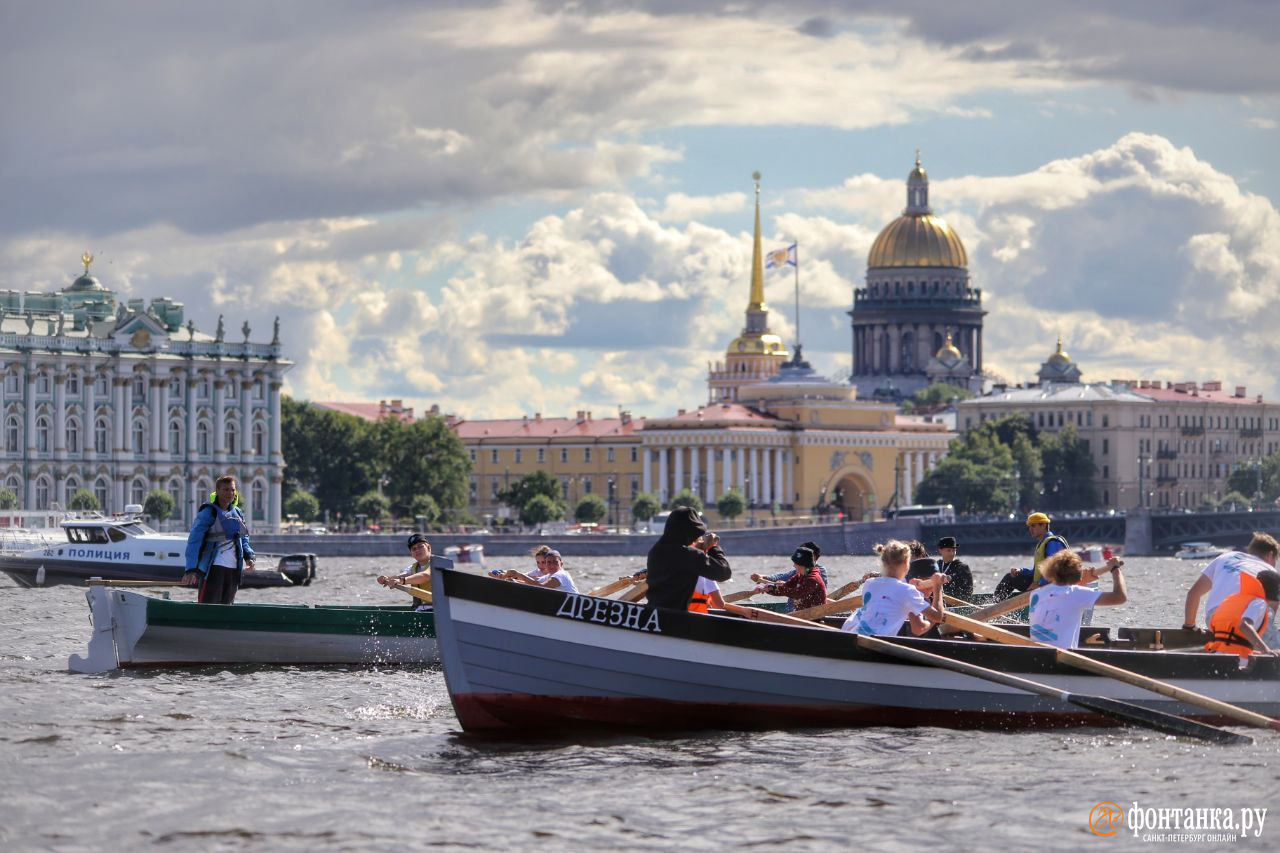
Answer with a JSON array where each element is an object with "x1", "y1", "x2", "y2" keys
[{"x1": 144, "y1": 599, "x2": 435, "y2": 638}]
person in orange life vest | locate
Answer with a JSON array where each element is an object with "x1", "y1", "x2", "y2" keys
[
  {"x1": 1183, "y1": 532, "x2": 1278, "y2": 637},
  {"x1": 688, "y1": 576, "x2": 757, "y2": 617},
  {"x1": 377, "y1": 533, "x2": 435, "y2": 610},
  {"x1": 1205, "y1": 569, "x2": 1280, "y2": 658},
  {"x1": 182, "y1": 475, "x2": 255, "y2": 604},
  {"x1": 757, "y1": 547, "x2": 827, "y2": 612},
  {"x1": 1028, "y1": 551, "x2": 1126, "y2": 650}
]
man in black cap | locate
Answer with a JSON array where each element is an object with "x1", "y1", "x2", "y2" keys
[
  {"x1": 936, "y1": 536, "x2": 973, "y2": 599},
  {"x1": 376, "y1": 533, "x2": 434, "y2": 610},
  {"x1": 645, "y1": 507, "x2": 732, "y2": 611},
  {"x1": 750, "y1": 540, "x2": 830, "y2": 611},
  {"x1": 756, "y1": 546, "x2": 827, "y2": 611}
]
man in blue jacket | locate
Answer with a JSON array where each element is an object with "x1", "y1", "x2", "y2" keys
[{"x1": 182, "y1": 475, "x2": 256, "y2": 604}]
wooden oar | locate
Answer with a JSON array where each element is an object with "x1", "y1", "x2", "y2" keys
[
  {"x1": 85, "y1": 579, "x2": 187, "y2": 587},
  {"x1": 737, "y1": 606, "x2": 838, "y2": 629},
  {"x1": 855, "y1": 633, "x2": 1250, "y2": 745},
  {"x1": 943, "y1": 611, "x2": 1280, "y2": 734},
  {"x1": 791, "y1": 595, "x2": 863, "y2": 621},
  {"x1": 389, "y1": 581, "x2": 432, "y2": 605},
  {"x1": 587, "y1": 577, "x2": 636, "y2": 598},
  {"x1": 942, "y1": 593, "x2": 973, "y2": 608},
  {"x1": 827, "y1": 579, "x2": 864, "y2": 600},
  {"x1": 619, "y1": 582, "x2": 648, "y2": 603},
  {"x1": 723, "y1": 589, "x2": 759, "y2": 603}
]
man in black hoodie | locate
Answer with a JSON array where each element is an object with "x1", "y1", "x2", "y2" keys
[{"x1": 645, "y1": 506, "x2": 732, "y2": 611}]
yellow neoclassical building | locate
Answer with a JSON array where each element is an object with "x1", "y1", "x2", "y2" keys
[{"x1": 451, "y1": 171, "x2": 953, "y2": 523}]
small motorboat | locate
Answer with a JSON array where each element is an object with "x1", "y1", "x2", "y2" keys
[
  {"x1": 0, "y1": 512, "x2": 316, "y2": 588},
  {"x1": 1174, "y1": 542, "x2": 1225, "y2": 560},
  {"x1": 444, "y1": 544, "x2": 485, "y2": 566}
]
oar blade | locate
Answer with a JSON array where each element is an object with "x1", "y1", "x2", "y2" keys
[{"x1": 1068, "y1": 693, "x2": 1253, "y2": 745}]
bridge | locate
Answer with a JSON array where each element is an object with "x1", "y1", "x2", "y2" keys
[{"x1": 922, "y1": 509, "x2": 1280, "y2": 555}]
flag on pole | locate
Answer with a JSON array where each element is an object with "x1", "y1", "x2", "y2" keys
[{"x1": 766, "y1": 243, "x2": 798, "y2": 269}]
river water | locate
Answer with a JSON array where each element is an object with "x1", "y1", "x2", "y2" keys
[{"x1": 2, "y1": 553, "x2": 1276, "y2": 851}]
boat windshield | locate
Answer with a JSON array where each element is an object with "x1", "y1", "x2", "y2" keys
[
  {"x1": 66, "y1": 526, "x2": 111, "y2": 544},
  {"x1": 118, "y1": 522, "x2": 156, "y2": 536}
]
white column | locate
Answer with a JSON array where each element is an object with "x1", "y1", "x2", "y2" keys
[
  {"x1": 56, "y1": 477, "x2": 67, "y2": 508},
  {"x1": 113, "y1": 376, "x2": 127, "y2": 454},
  {"x1": 738, "y1": 447, "x2": 748, "y2": 497},
  {"x1": 899, "y1": 454, "x2": 908, "y2": 504},
  {"x1": 751, "y1": 447, "x2": 762, "y2": 505},
  {"x1": 113, "y1": 474, "x2": 125, "y2": 511},
  {"x1": 186, "y1": 377, "x2": 199, "y2": 455},
  {"x1": 269, "y1": 379, "x2": 283, "y2": 463},
  {"x1": 690, "y1": 443, "x2": 700, "y2": 502},
  {"x1": 722, "y1": 447, "x2": 732, "y2": 497},
  {"x1": 642, "y1": 446, "x2": 652, "y2": 495},
  {"x1": 241, "y1": 377, "x2": 253, "y2": 463},
  {"x1": 783, "y1": 449, "x2": 792, "y2": 507},
  {"x1": 705, "y1": 446, "x2": 716, "y2": 503},
  {"x1": 658, "y1": 447, "x2": 669, "y2": 503},
  {"x1": 773, "y1": 446, "x2": 783, "y2": 505},
  {"x1": 84, "y1": 369, "x2": 96, "y2": 462},
  {"x1": 213, "y1": 379, "x2": 227, "y2": 464},
  {"x1": 54, "y1": 374, "x2": 67, "y2": 455},
  {"x1": 674, "y1": 445, "x2": 684, "y2": 495},
  {"x1": 762, "y1": 448, "x2": 773, "y2": 505},
  {"x1": 151, "y1": 376, "x2": 165, "y2": 459}
]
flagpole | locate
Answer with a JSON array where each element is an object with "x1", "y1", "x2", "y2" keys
[{"x1": 793, "y1": 243, "x2": 800, "y2": 349}]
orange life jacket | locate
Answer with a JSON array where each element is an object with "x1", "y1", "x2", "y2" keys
[
  {"x1": 688, "y1": 589, "x2": 711, "y2": 614},
  {"x1": 1206, "y1": 573, "x2": 1271, "y2": 656}
]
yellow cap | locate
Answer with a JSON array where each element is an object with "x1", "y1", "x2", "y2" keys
[{"x1": 1026, "y1": 512, "x2": 1050, "y2": 526}]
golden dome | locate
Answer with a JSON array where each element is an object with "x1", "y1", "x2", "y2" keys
[
  {"x1": 868, "y1": 214, "x2": 968, "y2": 269},
  {"x1": 935, "y1": 332, "x2": 962, "y2": 364},
  {"x1": 1048, "y1": 336, "x2": 1072, "y2": 366},
  {"x1": 729, "y1": 332, "x2": 787, "y2": 356}
]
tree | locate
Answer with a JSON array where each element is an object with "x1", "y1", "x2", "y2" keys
[
  {"x1": 1225, "y1": 455, "x2": 1280, "y2": 505},
  {"x1": 372, "y1": 415, "x2": 471, "y2": 517},
  {"x1": 410, "y1": 494, "x2": 440, "y2": 525},
  {"x1": 281, "y1": 397, "x2": 377, "y2": 516},
  {"x1": 631, "y1": 492, "x2": 661, "y2": 522},
  {"x1": 907, "y1": 382, "x2": 974, "y2": 411},
  {"x1": 143, "y1": 489, "x2": 175, "y2": 522},
  {"x1": 522, "y1": 493, "x2": 561, "y2": 529},
  {"x1": 914, "y1": 455, "x2": 1017, "y2": 514},
  {"x1": 498, "y1": 471, "x2": 562, "y2": 513},
  {"x1": 0, "y1": 487, "x2": 18, "y2": 509},
  {"x1": 668, "y1": 488, "x2": 704, "y2": 514},
  {"x1": 283, "y1": 490, "x2": 320, "y2": 522},
  {"x1": 68, "y1": 488, "x2": 99, "y2": 511},
  {"x1": 716, "y1": 489, "x2": 746, "y2": 523},
  {"x1": 575, "y1": 494, "x2": 607, "y2": 524},
  {"x1": 1210, "y1": 490, "x2": 1253, "y2": 511},
  {"x1": 354, "y1": 491, "x2": 390, "y2": 522},
  {"x1": 1039, "y1": 424, "x2": 1098, "y2": 511}
]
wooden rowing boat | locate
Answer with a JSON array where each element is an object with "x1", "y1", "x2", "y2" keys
[
  {"x1": 68, "y1": 586, "x2": 436, "y2": 673},
  {"x1": 431, "y1": 567, "x2": 1279, "y2": 734}
]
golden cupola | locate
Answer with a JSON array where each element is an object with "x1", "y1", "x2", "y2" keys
[
  {"x1": 935, "y1": 332, "x2": 963, "y2": 366},
  {"x1": 867, "y1": 153, "x2": 968, "y2": 269}
]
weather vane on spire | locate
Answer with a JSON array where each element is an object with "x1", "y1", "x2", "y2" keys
[
  {"x1": 81, "y1": 251, "x2": 94, "y2": 274},
  {"x1": 915, "y1": 147, "x2": 922, "y2": 167}
]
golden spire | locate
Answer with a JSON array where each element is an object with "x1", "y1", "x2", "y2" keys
[
  {"x1": 81, "y1": 251, "x2": 94, "y2": 274},
  {"x1": 748, "y1": 171, "x2": 766, "y2": 311}
]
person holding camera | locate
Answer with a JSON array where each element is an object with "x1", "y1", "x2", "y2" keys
[{"x1": 644, "y1": 506, "x2": 731, "y2": 611}]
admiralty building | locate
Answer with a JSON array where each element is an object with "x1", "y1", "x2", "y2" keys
[{"x1": 0, "y1": 255, "x2": 290, "y2": 527}]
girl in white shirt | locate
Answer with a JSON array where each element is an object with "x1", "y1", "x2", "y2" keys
[
  {"x1": 498, "y1": 549, "x2": 579, "y2": 594},
  {"x1": 842, "y1": 540, "x2": 944, "y2": 636},
  {"x1": 1029, "y1": 551, "x2": 1127, "y2": 650}
]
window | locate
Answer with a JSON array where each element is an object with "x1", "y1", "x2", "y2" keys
[
  {"x1": 607, "y1": 448, "x2": 615, "y2": 463},
  {"x1": 94, "y1": 418, "x2": 109, "y2": 454},
  {"x1": 254, "y1": 381, "x2": 265, "y2": 401},
  {"x1": 631, "y1": 479, "x2": 639, "y2": 500},
  {"x1": 133, "y1": 375, "x2": 146, "y2": 400},
  {"x1": 490, "y1": 449, "x2": 499, "y2": 464},
  {"x1": 35, "y1": 477, "x2": 50, "y2": 510},
  {"x1": 490, "y1": 479, "x2": 499, "y2": 500},
  {"x1": 95, "y1": 374, "x2": 109, "y2": 395},
  {"x1": 197, "y1": 420, "x2": 211, "y2": 455},
  {"x1": 36, "y1": 416, "x2": 50, "y2": 453},
  {"x1": 36, "y1": 373, "x2": 51, "y2": 395},
  {"x1": 630, "y1": 448, "x2": 638, "y2": 463},
  {"x1": 469, "y1": 449, "x2": 477, "y2": 462},
  {"x1": 94, "y1": 479, "x2": 109, "y2": 512},
  {"x1": 537, "y1": 448, "x2": 545, "y2": 463},
  {"x1": 1102, "y1": 415, "x2": 1109, "y2": 428},
  {"x1": 199, "y1": 379, "x2": 211, "y2": 400},
  {"x1": 252, "y1": 481, "x2": 266, "y2": 521},
  {"x1": 514, "y1": 449, "x2": 522, "y2": 463},
  {"x1": 169, "y1": 376, "x2": 183, "y2": 396},
  {"x1": 168, "y1": 481, "x2": 183, "y2": 520},
  {"x1": 130, "y1": 479, "x2": 147, "y2": 506},
  {"x1": 560, "y1": 448, "x2": 568, "y2": 463},
  {"x1": 67, "y1": 374, "x2": 80, "y2": 395},
  {"x1": 4, "y1": 416, "x2": 18, "y2": 454},
  {"x1": 3, "y1": 372, "x2": 17, "y2": 394},
  {"x1": 66, "y1": 418, "x2": 80, "y2": 454},
  {"x1": 252, "y1": 422, "x2": 266, "y2": 456},
  {"x1": 584, "y1": 448, "x2": 592, "y2": 463},
  {"x1": 1102, "y1": 438, "x2": 1109, "y2": 455},
  {"x1": 170, "y1": 420, "x2": 183, "y2": 455},
  {"x1": 1103, "y1": 465, "x2": 1109, "y2": 478},
  {"x1": 131, "y1": 419, "x2": 147, "y2": 454},
  {"x1": 584, "y1": 479, "x2": 593, "y2": 494},
  {"x1": 469, "y1": 477, "x2": 477, "y2": 504},
  {"x1": 226, "y1": 421, "x2": 238, "y2": 456}
]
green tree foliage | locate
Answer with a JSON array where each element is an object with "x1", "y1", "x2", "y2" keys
[
  {"x1": 143, "y1": 489, "x2": 176, "y2": 522},
  {"x1": 907, "y1": 382, "x2": 974, "y2": 410},
  {"x1": 1209, "y1": 490, "x2": 1253, "y2": 511},
  {"x1": 522, "y1": 493, "x2": 562, "y2": 528},
  {"x1": 68, "y1": 488, "x2": 99, "y2": 511},
  {"x1": 716, "y1": 489, "x2": 746, "y2": 521},
  {"x1": 915, "y1": 431, "x2": 1018, "y2": 514},
  {"x1": 409, "y1": 494, "x2": 441, "y2": 525},
  {"x1": 283, "y1": 490, "x2": 320, "y2": 522},
  {"x1": 354, "y1": 491, "x2": 390, "y2": 521},
  {"x1": 668, "y1": 488, "x2": 704, "y2": 513},
  {"x1": 497, "y1": 471, "x2": 563, "y2": 514},
  {"x1": 1225, "y1": 456, "x2": 1280, "y2": 503},
  {"x1": 1039, "y1": 424, "x2": 1099, "y2": 511},
  {"x1": 369, "y1": 416, "x2": 470, "y2": 517},
  {"x1": 574, "y1": 494, "x2": 608, "y2": 524},
  {"x1": 631, "y1": 492, "x2": 661, "y2": 522},
  {"x1": 0, "y1": 488, "x2": 17, "y2": 509}
]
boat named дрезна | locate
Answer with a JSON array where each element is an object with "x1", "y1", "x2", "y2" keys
[
  {"x1": 0, "y1": 513, "x2": 315, "y2": 589},
  {"x1": 68, "y1": 586, "x2": 436, "y2": 673},
  {"x1": 431, "y1": 567, "x2": 1280, "y2": 734}
]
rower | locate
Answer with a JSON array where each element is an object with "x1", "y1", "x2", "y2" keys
[
  {"x1": 1028, "y1": 551, "x2": 1126, "y2": 650},
  {"x1": 750, "y1": 539, "x2": 830, "y2": 611},
  {"x1": 644, "y1": 507, "x2": 731, "y2": 611},
  {"x1": 935, "y1": 536, "x2": 973, "y2": 600},
  {"x1": 688, "y1": 575, "x2": 756, "y2": 618},
  {"x1": 495, "y1": 549, "x2": 579, "y2": 593},
  {"x1": 1183, "y1": 532, "x2": 1279, "y2": 641},
  {"x1": 755, "y1": 547, "x2": 827, "y2": 612},
  {"x1": 994, "y1": 511, "x2": 1068, "y2": 599},
  {"x1": 1205, "y1": 569, "x2": 1280, "y2": 659},
  {"x1": 377, "y1": 533, "x2": 434, "y2": 611},
  {"x1": 841, "y1": 540, "x2": 943, "y2": 637}
]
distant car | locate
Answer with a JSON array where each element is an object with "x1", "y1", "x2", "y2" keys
[{"x1": 306, "y1": 526, "x2": 328, "y2": 535}]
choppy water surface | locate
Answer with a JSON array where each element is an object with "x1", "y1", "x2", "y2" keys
[{"x1": 2, "y1": 553, "x2": 1277, "y2": 851}]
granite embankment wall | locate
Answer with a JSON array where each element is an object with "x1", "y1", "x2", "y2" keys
[{"x1": 253, "y1": 518, "x2": 924, "y2": 558}]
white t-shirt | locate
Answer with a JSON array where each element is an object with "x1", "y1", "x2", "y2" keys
[
  {"x1": 841, "y1": 576, "x2": 929, "y2": 636},
  {"x1": 1029, "y1": 585, "x2": 1103, "y2": 649},
  {"x1": 541, "y1": 569, "x2": 578, "y2": 594},
  {"x1": 211, "y1": 539, "x2": 239, "y2": 570},
  {"x1": 1202, "y1": 552, "x2": 1270, "y2": 618},
  {"x1": 694, "y1": 577, "x2": 720, "y2": 596}
]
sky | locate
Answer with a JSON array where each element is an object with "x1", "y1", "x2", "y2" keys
[{"x1": 3, "y1": 0, "x2": 1279, "y2": 420}]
